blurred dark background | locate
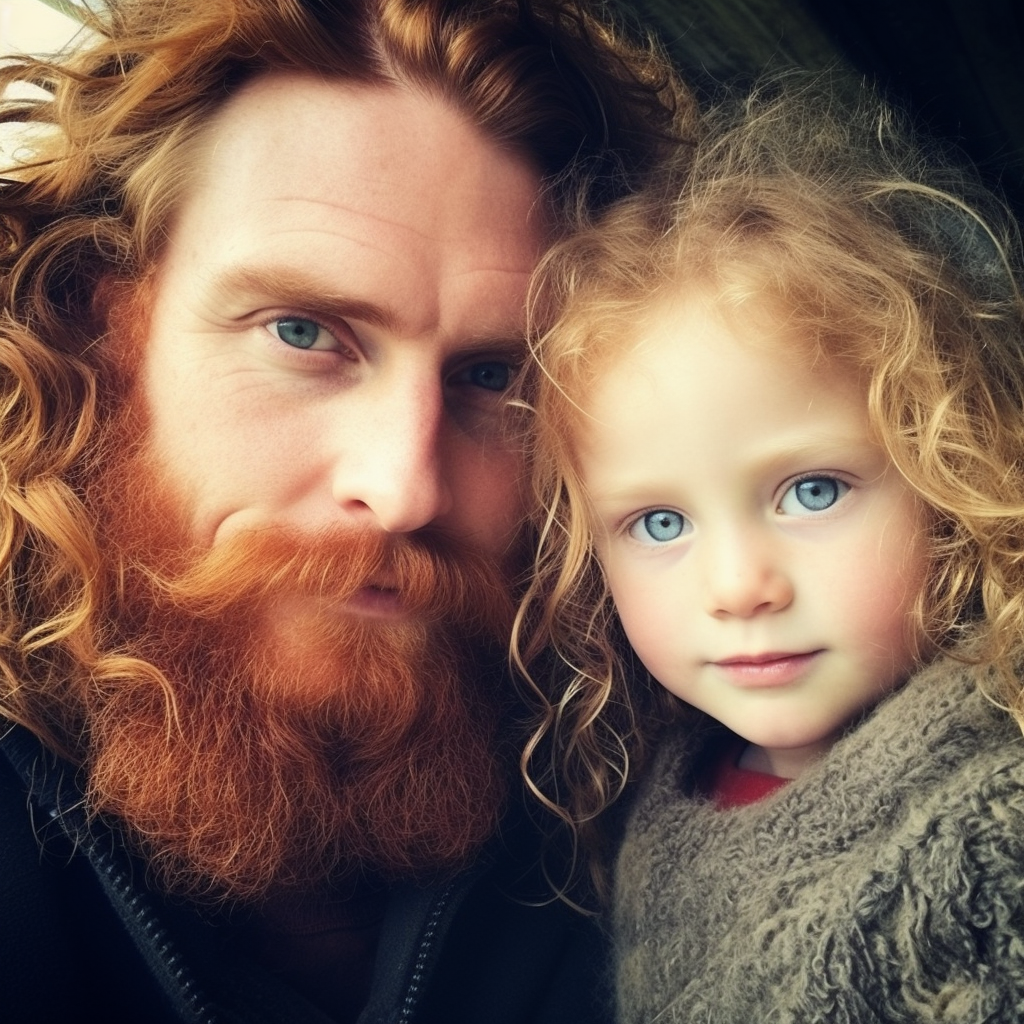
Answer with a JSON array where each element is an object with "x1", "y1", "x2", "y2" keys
[
  {"x1": 38, "y1": 0, "x2": 1024, "y2": 218},
  {"x1": 621, "y1": 0, "x2": 1024, "y2": 217}
]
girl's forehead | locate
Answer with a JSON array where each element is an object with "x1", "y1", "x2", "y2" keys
[
  {"x1": 624, "y1": 286, "x2": 834, "y2": 374},
  {"x1": 577, "y1": 288, "x2": 877, "y2": 445},
  {"x1": 553, "y1": 273, "x2": 874, "y2": 464}
]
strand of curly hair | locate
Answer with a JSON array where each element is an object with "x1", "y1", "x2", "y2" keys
[{"x1": 515, "y1": 74, "x2": 1024, "y2": 897}]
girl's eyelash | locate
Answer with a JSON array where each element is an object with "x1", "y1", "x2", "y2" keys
[
  {"x1": 621, "y1": 508, "x2": 653, "y2": 534},
  {"x1": 784, "y1": 470, "x2": 850, "y2": 489},
  {"x1": 782, "y1": 468, "x2": 847, "y2": 489},
  {"x1": 621, "y1": 507, "x2": 681, "y2": 534}
]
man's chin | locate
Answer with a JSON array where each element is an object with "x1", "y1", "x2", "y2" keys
[
  {"x1": 88, "y1": 607, "x2": 509, "y2": 901},
  {"x1": 81, "y1": 527, "x2": 516, "y2": 903}
]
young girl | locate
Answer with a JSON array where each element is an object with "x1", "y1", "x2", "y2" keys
[{"x1": 518, "y1": 80, "x2": 1024, "y2": 1022}]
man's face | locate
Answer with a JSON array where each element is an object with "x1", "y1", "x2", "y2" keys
[
  {"x1": 140, "y1": 73, "x2": 546, "y2": 588},
  {"x1": 80, "y1": 74, "x2": 549, "y2": 897}
]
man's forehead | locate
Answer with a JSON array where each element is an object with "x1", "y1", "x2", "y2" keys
[
  {"x1": 155, "y1": 71, "x2": 548, "y2": 345},
  {"x1": 192, "y1": 72, "x2": 547, "y2": 222},
  {"x1": 171, "y1": 72, "x2": 550, "y2": 288}
]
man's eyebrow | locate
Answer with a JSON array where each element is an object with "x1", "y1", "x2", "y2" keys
[{"x1": 215, "y1": 265, "x2": 398, "y2": 331}]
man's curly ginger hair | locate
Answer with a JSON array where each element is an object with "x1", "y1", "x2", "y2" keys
[{"x1": 0, "y1": 0, "x2": 690, "y2": 763}]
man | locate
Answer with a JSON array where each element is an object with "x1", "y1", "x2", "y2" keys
[{"x1": 0, "y1": 1, "x2": 686, "y2": 1021}]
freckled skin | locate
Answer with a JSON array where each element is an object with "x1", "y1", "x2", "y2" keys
[
  {"x1": 579, "y1": 292, "x2": 928, "y2": 779},
  {"x1": 141, "y1": 73, "x2": 548, "y2": 567}
]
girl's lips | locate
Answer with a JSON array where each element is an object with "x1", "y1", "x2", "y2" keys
[{"x1": 711, "y1": 651, "x2": 822, "y2": 688}]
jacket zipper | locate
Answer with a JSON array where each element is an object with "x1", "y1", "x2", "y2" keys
[
  {"x1": 397, "y1": 878, "x2": 459, "y2": 1024},
  {"x1": 53, "y1": 808, "x2": 219, "y2": 1024},
  {"x1": 4, "y1": 727, "x2": 216, "y2": 1024},
  {"x1": 87, "y1": 835, "x2": 217, "y2": 1024}
]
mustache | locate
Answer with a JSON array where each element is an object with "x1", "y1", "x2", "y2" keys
[{"x1": 131, "y1": 525, "x2": 517, "y2": 634}]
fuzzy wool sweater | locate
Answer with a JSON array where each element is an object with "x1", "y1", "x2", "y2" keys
[{"x1": 614, "y1": 658, "x2": 1024, "y2": 1023}]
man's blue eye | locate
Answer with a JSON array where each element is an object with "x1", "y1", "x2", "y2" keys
[
  {"x1": 778, "y1": 476, "x2": 848, "y2": 515},
  {"x1": 272, "y1": 318, "x2": 321, "y2": 349},
  {"x1": 466, "y1": 362, "x2": 511, "y2": 392},
  {"x1": 630, "y1": 510, "x2": 688, "y2": 543}
]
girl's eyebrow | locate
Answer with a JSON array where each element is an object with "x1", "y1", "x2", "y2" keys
[{"x1": 755, "y1": 433, "x2": 882, "y2": 466}]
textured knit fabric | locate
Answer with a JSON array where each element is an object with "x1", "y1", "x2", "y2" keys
[{"x1": 614, "y1": 658, "x2": 1024, "y2": 1023}]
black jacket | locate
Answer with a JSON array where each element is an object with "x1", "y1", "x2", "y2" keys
[{"x1": 0, "y1": 724, "x2": 610, "y2": 1024}]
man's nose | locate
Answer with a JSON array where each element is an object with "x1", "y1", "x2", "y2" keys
[
  {"x1": 331, "y1": 378, "x2": 452, "y2": 534},
  {"x1": 701, "y1": 528, "x2": 794, "y2": 619}
]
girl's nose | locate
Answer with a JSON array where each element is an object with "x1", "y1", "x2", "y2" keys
[{"x1": 702, "y1": 530, "x2": 794, "y2": 619}]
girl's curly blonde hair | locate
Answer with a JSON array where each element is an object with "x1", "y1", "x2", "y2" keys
[{"x1": 515, "y1": 76, "x2": 1024, "y2": 885}]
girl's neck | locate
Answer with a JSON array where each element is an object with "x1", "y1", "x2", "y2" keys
[{"x1": 737, "y1": 738, "x2": 836, "y2": 780}]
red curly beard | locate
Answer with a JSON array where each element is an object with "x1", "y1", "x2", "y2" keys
[{"x1": 79, "y1": 329, "x2": 521, "y2": 904}]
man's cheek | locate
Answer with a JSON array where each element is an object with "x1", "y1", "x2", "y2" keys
[{"x1": 452, "y1": 453, "x2": 527, "y2": 558}]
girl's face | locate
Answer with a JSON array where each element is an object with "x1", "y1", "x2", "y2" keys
[{"x1": 577, "y1": 292, "x2": 928, "y2": 779}]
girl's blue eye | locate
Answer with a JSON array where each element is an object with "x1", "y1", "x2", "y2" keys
[
  {"x1": 630, "y1": 510, "x2": 689, "y2": 543},
  {"x1": 270, "y1": 318, "x2": 322, "y2": 350},
  {"x1": 778, "y1": 476, "x2": 849, "y2": 515}
]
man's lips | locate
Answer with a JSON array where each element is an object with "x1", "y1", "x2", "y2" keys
[
  {"x1": 710, "y1": 651, "x2": 823, "y2": 688},
  {"x1": 343, "y1": 583, "x2": 405, "y2": 619}
]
